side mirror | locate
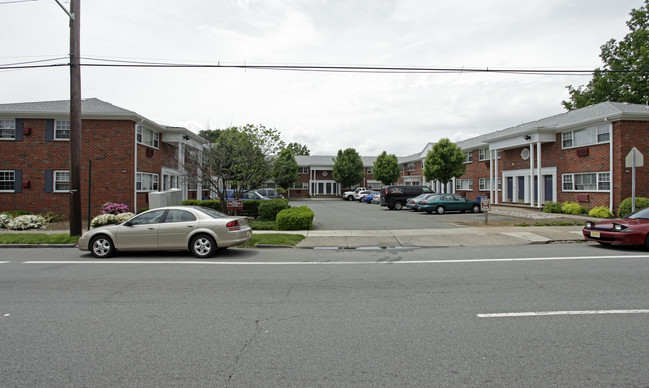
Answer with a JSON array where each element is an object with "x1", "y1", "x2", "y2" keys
[{"x1": 123, "y1": 220, "x2": 133, "y2": 227}]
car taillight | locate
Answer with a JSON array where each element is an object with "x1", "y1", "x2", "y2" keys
[{"x1": 226, "y1": 220, "x2": 241, "y2": 231}]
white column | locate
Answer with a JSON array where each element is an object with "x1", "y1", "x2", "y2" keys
[
  {"x1": 494, "y1": 150, "x2": 499, "y2": 204},
  {"x1": 529, "y1": 143, "x2": 534, "y2": 206},
  {"x1": 536, "y1": 141, "x2": 542, "y2": 208},
  {"x1": 489, "y1": 149, "x2": 494, "y2": 201}
]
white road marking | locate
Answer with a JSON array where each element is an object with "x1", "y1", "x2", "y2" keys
[
  {"x1": 478, "y1": 310, "x2": 649, "y2": 318},
  {"x1": 0, "y1": 261, "x2": 10, "y2": 264},
  {"x1": 22, "y1": 255, "x2": 649, "y2": 265}
]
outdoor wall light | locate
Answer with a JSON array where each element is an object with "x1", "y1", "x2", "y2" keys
[
  {"x1": 182, "y1": 135, "x2": 190, "y2": 140},
  {"x1": 523, "y1": 134, "x2": 532, "y2": 140}
]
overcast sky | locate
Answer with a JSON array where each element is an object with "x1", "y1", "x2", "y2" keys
[{"x1": 1, "y1": 0, "x2": 643, "y2": 156}]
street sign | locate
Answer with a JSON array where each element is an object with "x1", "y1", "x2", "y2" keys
[
  {"x1": 226, "y1": 199, "x2": 244, "y2": 210},
  {"x1": 481, "y1": 197, "x2": 490, "y2": 211},
  {"x1": 625, "y1": 147, "x2": 644, "y2": 168}
]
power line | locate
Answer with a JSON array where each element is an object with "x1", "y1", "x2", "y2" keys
[{"x1": 1, "y1": 57, "x2": 647, "y2": 76}]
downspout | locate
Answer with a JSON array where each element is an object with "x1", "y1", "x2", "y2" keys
[
  {"x1": 134, "y1": 124, "x2": 138, "y2": 214},
  {"x1": 609, "y1": 121, "x2": 614, "y2": 213}
]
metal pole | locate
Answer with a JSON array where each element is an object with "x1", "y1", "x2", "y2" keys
[
  {"x1": 69, "y1": 0, "x2": 82, "y2": 236},
  {"x1": 632, "y1": 151, "x2": 636, "y2": 213},
  {"x1": 87, "y1": 159, "x2": 91, "y2": 231}
]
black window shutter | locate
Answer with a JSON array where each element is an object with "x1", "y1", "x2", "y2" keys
[
  {"x1": 15, "y1": 119, "x2": 23, "y2": 141},
  {"x1": 45, "y1": 119, "x2": 54, "y2": 141},
  {"x1": 44, "y1": 169, "x2": 53, "y2": 193},
  {"x1": 14, "y1": 169, "x2": 22, "y2": 193}
]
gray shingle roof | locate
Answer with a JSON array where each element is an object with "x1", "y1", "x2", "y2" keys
[{"x1": 0, "y1": 98, "x2": 136, "y2": 116}]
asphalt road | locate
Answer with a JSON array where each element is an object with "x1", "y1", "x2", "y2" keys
[
  {"x1": 1, "y1": 244, "x2": 648, "y2": 387},
  {"x1": 290, "y1": 199, "x2": 514, "y2": 230}
]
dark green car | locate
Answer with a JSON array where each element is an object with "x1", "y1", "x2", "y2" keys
[{"x1": 418, "y1": 193, "x2": 481, "y2": 214}]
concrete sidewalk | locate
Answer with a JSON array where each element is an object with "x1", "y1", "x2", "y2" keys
[{"x1": 287, "y1": 225, "x2": 585, "y2": 248}]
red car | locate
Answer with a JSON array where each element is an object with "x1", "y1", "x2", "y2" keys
[{"x1": 583, "y1": 207, "x2": 649, "y2": 249}]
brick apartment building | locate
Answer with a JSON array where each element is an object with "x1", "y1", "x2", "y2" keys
[
  {"x1": 1, "y1": 99, "x2": 647, "y2": 217},
  {"x1": 291, "y1": 102, "x2": 648, "y2": 213},
  {"x1": 0, "y1": 98, "x2": 208, "y2": 220}
]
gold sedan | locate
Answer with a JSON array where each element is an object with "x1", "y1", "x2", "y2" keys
[{"x1": 78, "y1": 206, "x2": 252, "y2": 258}]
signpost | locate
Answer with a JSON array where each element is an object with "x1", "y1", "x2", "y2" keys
[
  {"x1": 481, "y1": 197, "x2": 490, "y2": 224},
  {"x1": 625, "y1": 147, "x2": 644, "y2": 213},
  {"x1": 226, "y1": 200, "x2": 244, "y2": 211}
]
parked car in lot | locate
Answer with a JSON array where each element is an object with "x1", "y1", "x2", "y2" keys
[
  {"x1": 583, "y1": 207, "x2": 649, "y2": 249},
  {"x1": 254, "y1": 188, "x2": 283, "y2": 199},
  {"x1": 361, "y1": 191, "x2": 380, "y2": 203},
  {"x1": 355, "y1": 190, "x2": 374, "y2": 201},
  {"x1": 342, "y1": 187, "x2": 367, "y2": 201},
  {"x1": 418, "y1": 193, "x2": 481, "y2": 214},
  {"x1": 380, "y1": 185, "x2": 433, "y2": 210},
  {"x1": 78, "y1": 206, "x2": 252, "y2": 258},
  {"x1": 406, "y1": 193, "x2": 439, "y2": 211},
  {"x1": 223, "y1": 189, "x2": 270, "y2": 200}
]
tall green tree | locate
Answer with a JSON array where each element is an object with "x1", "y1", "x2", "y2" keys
[
  {"x1": 273, "y1": 148, "x2": 299, "y2": 192},
  {"x1": 372, "y1": 151, "x2": 401, "y2": 186},
  {"x1": 423, "y1": 139, "x2": 466, "y2": 190},
  {"x1": 286, "y1": 142, "x2": 310, "y2": 156},
  {"x1": 563, "y1": 0, "x2": 649, "y2": 110},
  {"x1": 332, "y1": 148, "x2": 364, "y2": 189}
]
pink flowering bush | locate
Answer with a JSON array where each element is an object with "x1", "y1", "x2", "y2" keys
[{"x1": 101, "y1": 202, "x2": 130, "y2": 215}]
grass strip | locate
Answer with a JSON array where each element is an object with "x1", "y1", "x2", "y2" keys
[
  {"x1": 0, "y1": 233, "x2": 79, "y2": 244},
  {"x1": 241, "y1": 233, "x2": 305, "y2": 247}
]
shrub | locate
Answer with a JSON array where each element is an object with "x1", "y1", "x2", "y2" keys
[
  {"x1": 589, "y1": 206, "x2": 614, "y2": 218},
  {"x1": 617, "y1": 197, "x2": 649, "y2": 217},
  {"x1": 7, "y1": 215, "x2": 47, "y2": 230},
  {"x1": 3, "y1": 210, "x2": 31, "y2": 217},
  {"x1": 543, "y1": 201, "x2": 563, "y2": 213},
  {"x1": 91, "y1": 212, "x2": 134, "y2": 228},
  {"x1": 101, "y1": 202, "x2": 130, "y2": 215},
  {"x1": 561, "y1": 201, "x2": 584, "y2": 215},
  {"x1": 276, "y1": 206, "x2": 314, "y2": 230},
  {"x1": 0, "y1": 213, "x2": 11, "y2": 229},
  {"x1": 258, "y1": 198, "x2": 290, "y2": 221}
]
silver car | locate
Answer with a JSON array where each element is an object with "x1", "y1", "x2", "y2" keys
[{"x1": 78, "y1": 206, "x2": 252, "y2": 258}]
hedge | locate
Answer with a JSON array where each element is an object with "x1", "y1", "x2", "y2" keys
[
  {"x1": 182, "y1": 199, "x2": 263, "y2": 218},
  {"x1": 617, "y1": 197, "x2": 649, "y2": 217},
  {"x1": 276, "y1": 206, "x2": 314, "y2": 230},
  {"x1": 258, "y1": 198, "x2": 290, "y2": 221}
]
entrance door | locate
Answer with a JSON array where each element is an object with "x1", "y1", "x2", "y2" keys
[
  {"x1": 506, "y1": 177, "x2": 513, "y2": 202},
  {"x1": 544, "y1": 175, "x2": 553, "y2": 202},
  {"x1": 517, "y1": 176, "x2": 525, "y2": 202}
]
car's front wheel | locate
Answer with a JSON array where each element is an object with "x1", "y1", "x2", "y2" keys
[
  {"x1": 645, "y1": 235, "x2": 649, "y2": 251},
  {"x1": 347, "y1": 195, "x2": 354, "y2": 201},
  {"x1": 191, "y1": 234, "x2": 217, "y2": 258},
  {"x1": 90, "y1": 235, "x2": 115, "y2": 258}
]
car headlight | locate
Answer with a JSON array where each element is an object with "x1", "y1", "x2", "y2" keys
[
  {"x1": 612, "y1": 223, "x2": 632, "y2": 232},
  {"x1": 585, "y1": 221, "x2": 593, "y2": 228}
]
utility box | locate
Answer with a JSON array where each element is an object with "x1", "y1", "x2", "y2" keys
[{"x1": 148, "y1": 189, "x2": 183, "y2": 209}]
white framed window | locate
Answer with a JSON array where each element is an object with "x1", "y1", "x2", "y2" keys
[
  {"x1": 53, "y1": 170, "x2": 70, "y2": 192},
  {"x1": 292, "y1": 182, "x2": 308, "y2": 189},
  {"x1": 366, "y1": 167, "x2": 373, "y2": 174},
  {"x1": 136, "y1": 125, "x2": 160, "y2": 149},
  {"x1": 464, "y1": 152, "x2": 473, "y2": 163},
  {"x1": 136, "y1": 172, "x2": 159, "y2": 192},
  {"x1": 455, "y1": 179, "x2": 473, "y2": 191},
  {"x1": 561, "y1": 124, "x2": 610, "y2": 149},
  {"x1": 0, "y1": 119, "x2": 15, "y2": 140},
  {"x1": 407, "y1": 163, "x2": 415, "y2": 172},
  {"x1": 0, "y1": 170, "x2": 15, "y2": 191},
  {"x1": 298, "y1": 167, "x2": 308, "y2": 174},
  {"x1": 478, "y1": 148, "x2": 487, "y2": 161},
  {"x1": 55, "y1": 120, "x2": 70, "y2": 140},
  {"x1": 562, "y1": 172, "x2": 610, "y2": 191},
  {"x1": 479, "y1": 177, "x2": 501, "y2": 191}
]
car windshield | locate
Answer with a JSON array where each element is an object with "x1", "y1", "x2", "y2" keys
[
  {"x1": 193, "y1": 206, "x2": 227, "y2": 219},
  {"x1": 628, "y1": 207, "x2": 649, "y2": 220}
]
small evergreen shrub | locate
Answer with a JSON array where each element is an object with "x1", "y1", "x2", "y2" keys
[
  {"x1": 588, "y1": 206, "x2": 614, "y2": 218},
  {"x1": 543, "y1": 201, "x2": 563, "y2": 213},
  {"x1": 3, "y1": 210, "x2": 31, "y2": 217},
  {"x1": 258, "y1": 198, "x2": 290, "y2": 221},
  {"x1": 561, "y1": 201, "x2": 584, "y2": 215},
  {"x1": 276, "y1": 206, "x2": 314, "y2": 230},
  {"x1": 617, "y1": 197, "x2": 649, "y2": 217}
]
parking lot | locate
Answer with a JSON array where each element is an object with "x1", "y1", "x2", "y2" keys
[{"x1": 289, "y1": 198, "x2": 514, "y2": 230}]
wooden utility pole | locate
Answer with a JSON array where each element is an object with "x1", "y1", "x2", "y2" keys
[{"x1": 69, "y1": 0, "x2": 82, "y2": 236}]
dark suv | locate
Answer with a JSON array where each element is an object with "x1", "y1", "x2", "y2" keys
[{"x1": 380, "y1": 185, "x2": 433, "y2": 210}]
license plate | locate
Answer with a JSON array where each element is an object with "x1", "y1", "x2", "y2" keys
[{"x1": 590, "y1": 231, "x2": 600, "y2": 238}]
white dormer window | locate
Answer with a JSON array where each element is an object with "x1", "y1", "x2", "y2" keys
[{"x1": 136, "y1": 125, "x2": 160, "y2": 149}]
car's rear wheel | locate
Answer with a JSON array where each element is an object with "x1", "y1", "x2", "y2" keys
[
  {"x1": 472, "y1": 204, "x2": 481, "y2": 213},
  {"x1": 436, "y1": 206, "x2": 445, "y2": 214},
  {"x1": 90, "y1": 235, "x2": 115, "y2": 258},
  {"x1": 191, "y1": 234, "x2": 217, "y2": 258},
  {"x1": 393, "y1": 201, "x2": 403, "y2": 210},
  {"x1": 645, "y1": 235, "x2": 649, "y2": 251}
]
